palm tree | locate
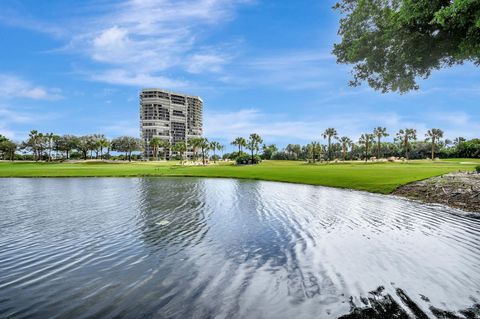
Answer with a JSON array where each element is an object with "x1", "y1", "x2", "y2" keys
[
  {"x1": 425, "y1": 128, "x2": 444, "y2": 160},
  {"x1": 396, "y1": 129, "x2": 417, "y2": 160},
  {"x1": 373, "y1": 127, "x2": 389, "y2": 159},
  {"x1": 453, "y1": 137, "x2": 466, "y2": 146},
  {"x1": 209, "y1": 141, "x2": 222, "y2": 163},
  {"x1": 322, "y1": 128, "x2": 338, "y2": 161},
  {"x1": 172, "y1": 142, "x2": 187, "y2": 163},
  {"x1": 158, "y1": 139, "x2": 171, "y2": 160},
  {"x1": 196, "y1": 138, "x2": 210, "y2": 165},
  {"x1": 231, "y1": 137, "x2": 247, "y2": 157},
  {"x1": 45, "y1": 132, "x2": 55, "y2": 161},
  {"x1": 98, "y1": 136, "x2": 110, "y2": 159},
  {"x1": 308, "y1": 141, "x2": 322, "y2": 163},
  {"x1": 27, "y1": 130, "x2": 41, "y2": 161},
  {"x1": 246, "y1": 133, "x2": 263, "y2": 164},
  {"x1": 149, "y1": 137, "x2": 162, "y2": 160},
  {"x1": 339, "y1": 136, "x2": 352, "y2": 161},
  {"x1": 358, "y1": 133, "x2": 374, "y2": 162},
  {"x1": 188, "y1": 137, "x2": 204, "y2": 161},
  {"x1": 350, "y1": 142, "x2": 356, "y2": 160}
]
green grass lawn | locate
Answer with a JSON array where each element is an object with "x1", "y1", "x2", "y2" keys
[{"x1": 0, "y1": 159, "x2": 477, "y2": 194}]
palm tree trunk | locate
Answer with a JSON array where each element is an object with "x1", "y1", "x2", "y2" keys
[
  {"x1": 377, "y1": 137, "x2": 381, "y2": 158},
  {"x1": 328, "y1": 137, "x2": 331, "y2": 161},
  {"x1": 431, "y1": 137, "x2": 435, "y2": 160}
]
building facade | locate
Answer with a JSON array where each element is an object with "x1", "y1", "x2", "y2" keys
[{"x1": 140, "y1": 88, "x2": 203, "y2": 159}]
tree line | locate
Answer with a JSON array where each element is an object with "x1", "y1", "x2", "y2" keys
[
  {"x1": 0, "y1": 130, "x2": 226, "y2": 163},
  {"x1": 1, "y1": 127, "x2": 479, "y2": 162},
  {"x1": 226, "y1": 128, "x2": 479, "y2": 162},
  {"x1": 0, "y1": 130, "x2": 143, "y2": 161},
  {"x1": 148, "y1": 137, "x2": 224, "y2": 164}
]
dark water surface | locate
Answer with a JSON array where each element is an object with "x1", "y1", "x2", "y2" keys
[{"x1": 1, "y1": 178, "x2": 479, "y2": 319}]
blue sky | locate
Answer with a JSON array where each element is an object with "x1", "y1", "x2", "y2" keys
[{"x1": 0, "y1": 0, "x2": 479, "y2": 150}]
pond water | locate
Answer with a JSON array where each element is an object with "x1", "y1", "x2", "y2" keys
[{"x1": 0, "y1": 178, "x2": 479, "y2": 318}]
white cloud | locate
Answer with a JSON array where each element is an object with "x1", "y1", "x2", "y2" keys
[
  {"x1": 90, "y1": 69, "x2": 188, "y2": 88},
  {"x1": 219, "y1": 50, "x2": 338, "y2": 90},
  {"x1": 0, "y1": 74, "x2": 63, "y2": 100},
  {"x1": 0, "y1": 106, "x2": 42, "y2": 139},
  {"x1": 102, "y1": 120, "x2": 140, "y2": 137},
  {"x1": 0, "y1": 125, "x2": 15, "y2": 139},
  {"x1": 0, "y1": 9, "x2": 66, "y2": 38},
  {"x1": 92, "y1": 26, "x2": 130, "y2": 62},
  {"x1": 185, "y1": 54, "x2": 228, "y2": 74},
  {"x1": 62, "y1": 0, "x2": 248, "y2": 86}
]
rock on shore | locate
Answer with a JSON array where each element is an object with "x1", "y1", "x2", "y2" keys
[{"x1": 393, "y1": 172, "x2": 480, "y2": 213}]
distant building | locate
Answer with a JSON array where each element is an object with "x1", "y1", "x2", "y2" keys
[{"x1": 140, "y1": 88, "x2": 203, "y2": 159}]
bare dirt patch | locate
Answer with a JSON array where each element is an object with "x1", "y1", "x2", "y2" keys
[{"x1": 393, "y1": 172, "x2": 480, "y2": 213}]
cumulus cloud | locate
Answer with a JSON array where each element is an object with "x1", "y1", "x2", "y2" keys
[{"x1": 61, "y1": 0, "x2": 247, "y2": 86}]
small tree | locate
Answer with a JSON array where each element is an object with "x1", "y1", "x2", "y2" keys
[
  {"x1": 339, "y1": 136, "x2": 352, "y2": 161},
  {"x1": 373, "y1": 127, "x2": 389, "y2": 159},
  {"x1": 231, "y1": 137, "x2": 247, "y2": 157},
  {"x1": 24, "y1": 130, "x2": 45, "y2": 161},
  {"x1": 111, "y1": 136, "x2": 143, "y2": 161},
  {"x1": 396, "y1": 129, "x2": 417, "y2": 160},
  {"x1": 209, "y1": 141, "x2": 222, "y2": 163},
  {"x1": 359, "y1": 133, "x2": 374, "y2": 162},
  {"x1": 75, "y1": 136, "x2": 90, "y2": 160},
  {"x1": 425, "y1": 128, "x2": 444, "y2": 160},
  {"x1": 246, "y1": 133, "x2": 263, "y2": 164},
  {"x1": 149, "y1": 137, "x2": 162, "y2": 160},
  {"x1": 172, "y1": 142, "x2": 187, "y2": 163},
  {"x1": 188, "y1": 137, "x2": 204, "y2": 161},
  {"x1": 0, "y1": 136, "x2": 17, "y2": 161},
  {"x1": 261, "y1": 144, "x2": 278, "y2": 160},
  {"x1": 158, "y1": 139, "x2": 171, "y2": 160},
  {"x1": 98, "y1": 136, "x2": 110, "y2": 159},
  {"x1": 308, "y1": 141, "x2": 322, "y2": 163},
  {"x1": 322, "y1": 128, "x2": 338, "y2": 161},
  {"x1": 55, "y1": 135, "x2": 78, "y2": 159},
  {"x1": 197, "y1": 138, "x2": 210, "y2": 165}
]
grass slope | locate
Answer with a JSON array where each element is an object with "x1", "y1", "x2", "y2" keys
[{"x1": 0, "y1": 159, "x2": 477, "y2": 194}]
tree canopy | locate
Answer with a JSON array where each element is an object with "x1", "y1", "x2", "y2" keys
[{"x1": 333, "y1": 0, "x2": 480, "y2": 93}]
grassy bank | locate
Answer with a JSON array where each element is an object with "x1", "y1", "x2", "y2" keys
[{"x1": 1, "y1": 159, "x2": 478, "y2": 194}]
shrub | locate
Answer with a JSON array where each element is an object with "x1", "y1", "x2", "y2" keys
[
  {"x1": 235, "y1": 154, "x2": 261, "y2": 165},
  {"x1": 476, "y1": 165, "x2": 480, "y2": 173},
  {"x1": 228, "y1": 151, "x2": 249, "y2": 160}
]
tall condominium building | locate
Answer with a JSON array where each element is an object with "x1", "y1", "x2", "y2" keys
[{"x1": 140, "y1": 88, "x2": 203, "y2": 159}]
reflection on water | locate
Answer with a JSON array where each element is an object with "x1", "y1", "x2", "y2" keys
[{"x1": 0, "y1": 178, "x2": 479, "y2": 319}]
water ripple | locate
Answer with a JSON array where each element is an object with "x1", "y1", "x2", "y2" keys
[{"x1": 0, "y1": 177, "x2": 479, "y2": 318}]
